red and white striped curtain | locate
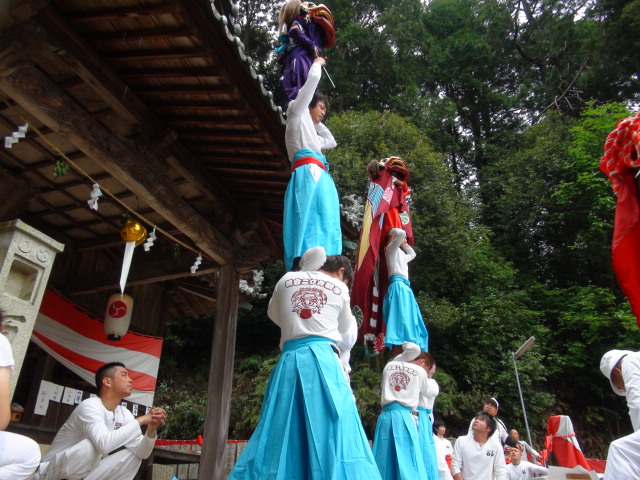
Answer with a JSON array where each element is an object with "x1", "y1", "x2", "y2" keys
[{"x1": 33, "y1": 289, "x2": 163, "y2": 407}]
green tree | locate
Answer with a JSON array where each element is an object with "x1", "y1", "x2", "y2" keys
[{"x1": 481, "y1": 102, "x2": 629, "y2": 286}]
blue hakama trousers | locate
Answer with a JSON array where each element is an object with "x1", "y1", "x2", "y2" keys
[
  {"x1": 417, "y1": 407, "x2": 439, "y2": 480},
  {"x1": 283, "y1": 149, "x2": 342, "y2": 271},
  {"x1": 229, "y1": 336, "x2": 381, "y2": 480},
  {"x1": 372, "y1": 402, "x2": 428, "y2": 480},
  {"x1": 382, "y1": 275, "x2": 428, "y2": 350}
]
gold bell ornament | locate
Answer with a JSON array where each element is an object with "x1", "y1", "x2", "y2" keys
[{"x1": 119, "y1": 219, "x2": 146, "y2": 294}]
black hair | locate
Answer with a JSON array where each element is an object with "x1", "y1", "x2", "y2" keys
[
  {"x1": 310, "y1": 91, "x2": 328, "y2": 110},
  {"x1": 320, "y1": 255, "x2": 354, "y2": 288},
  {"x1": 95, "y1": 362, "x2": 126, "y2": 394},
  {"x1": 475, "y1": 411, "x2": 497, "y2": 436},
  {"x1": 504, "y1": 435, "x2": 519, "y2": 448},
  {"x1": 291, "y1": 256, "x2": 302, "y2": 272},
  {"x1": 432, "y1": 419, "x2": 446, "y2": 435}
]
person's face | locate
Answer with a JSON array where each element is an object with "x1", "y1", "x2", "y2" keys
[
  {"x1": 309, "y1": 100, "x2": 326, "y2": 124},
  {"x1": 483, "y1": 402, "x2": 498, "y2": 417},
  {"x1": 107, "y1": 366, "x2": 133, "y2": 397},
  {"x1": 510, "y1": 429, "x2": 520, "y2": 441},
  {"x1": 472, "y1": 415, "x2": 490, "y2": 434},
  {"x1": 437, "y1": 425, "x2": 446, "y2": 436},
  {"x1": 611, "y1": 360, "x2": 626, "y2": 391},
  {"x1": 510, "y1": 445, "x2": 523, "y2": 463}
]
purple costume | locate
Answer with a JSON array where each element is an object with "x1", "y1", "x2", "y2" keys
[{"x1": 281, "y1": 15, "x2": 325, "y2": 106}]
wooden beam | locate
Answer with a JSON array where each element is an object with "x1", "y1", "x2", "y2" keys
[
  {"x1": 0, "y1": 43, "x2": 233, "y2": 265},
  {"x1": 163, "y1": 114, "x2": 256, "y2": 125},
  {"x1": 177, "y1": 281, "x2": 216, "y2": 302},
  {"x1": 208, "y1": 167, "x2": 289, "y2": 178},
  {"x1": 198, "y1": 157, "x2": 284, "y2": 168},
  {"x1": 176, "y1": 128, "x2": 267, "y2": 139},
  {"x1": 188, "y1": 145, "x2": 277, "y2": 156},
  {"x1": 178, "y1": 0, "x2": 287, "y2": 160},
  {"x1": 147, "y1": 101, "x2": 244, "y2": 111},
  {"x1": 86, "y1": 27, "x2": 195, "y2": 42},
  {"x1": 164, "y1": 155, "x2": 233, "y2": 226},
  {"x1": 121, "y1": 67, "x2": 223, "y2": 79},
  {"x1": 7, "y1": 11, "x2": 237, "y2": 225},
  {"x1": 103, "y1": 48, "x2": 210, "y2": 62},
  {"x1": 19, "y1": 12, "x2": 162, "y2": 134},
  {"x1": 137, "y1": 85, "x2": 236, "y2": 95},
  {"x1": 199, "y1": 263, "x2": 239, "y2": 480},
  {"x1": 64, "y1": 2, "x2": 182, "y2": 23},
  {"x1": 66, "y1": 262, "x2": 217, "y2": 295}
]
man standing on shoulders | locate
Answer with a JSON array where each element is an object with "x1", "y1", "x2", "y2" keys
[
  {"x1": 453, "y1": 411, "x2": 506, "y2": 480},
  {"x1": 600, "y1": 349, "x2": 640, "y2": 480},
  {"x1": 283, "y1": 56, "x2": 341, "y2": 271},
  {"x1": 35, "y1": 362, "x2": 167, "y2": 480}
]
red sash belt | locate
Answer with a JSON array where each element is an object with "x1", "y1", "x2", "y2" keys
[{"x1": 291, "y1": 156, "x2": 327, "y2": 173}]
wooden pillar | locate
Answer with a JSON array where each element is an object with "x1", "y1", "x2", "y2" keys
[{"x1": 199, "y1": 263, "x2": 239, "y2": 480}]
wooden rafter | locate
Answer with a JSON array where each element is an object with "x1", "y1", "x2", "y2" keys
[
  {"x1": 16, "y1": 7, "x2": 238, "y2": 215},
  {"x1": 0, "y1": 46, "x2": 233, "y2": 265}
]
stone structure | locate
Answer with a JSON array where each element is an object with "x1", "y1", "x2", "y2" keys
[{"x1": 0, "y1": 219, "x2": 64, "y2": 396}]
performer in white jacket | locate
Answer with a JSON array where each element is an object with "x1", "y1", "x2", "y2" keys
[
  {"x1": 35, "y1": 362, "x2": 166, "y2": 480},
  {"x1": 600, "y1": 349, "x2": 640, "y2": 480},
  {"x1": 383, "y1": 228, "x2": 428, "y2": 353},
  {"x1": 229, "y1": 248, "x2": 381, "y2": 480},
  {"x1": 283, "y1": 56, "x2": 341, "y2": 271},
  {"x1": 417, "y1": 357, "x2": 439, "y2": 480},
  {"x1": 373, "y1": 342, "x2": 431, "y2": 480}
]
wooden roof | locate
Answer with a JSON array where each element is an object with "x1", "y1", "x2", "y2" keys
[{"x1": 0, "y1": 0, "x2": 289, "y2": 323}]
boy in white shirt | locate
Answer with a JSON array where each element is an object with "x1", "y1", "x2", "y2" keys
[
  {"x1": 373, "y1": 342, "x2": 431, "y2": 479},
  {"x1": 452, "y1": 411, "x2": 506, "y2": 480}
]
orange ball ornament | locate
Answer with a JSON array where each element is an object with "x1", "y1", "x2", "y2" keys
[{"x1": 120, "y1": 219, "x2": 147, "y2": 246}]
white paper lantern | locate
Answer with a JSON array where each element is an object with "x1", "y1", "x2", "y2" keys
[{"x1": 104, "y1": 293, "x2": 133, "y2": 341}]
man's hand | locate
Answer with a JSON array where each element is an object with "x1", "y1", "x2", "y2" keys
[
  {"x1": 314, "y1": 56, "x2": 326, "y2": 68},
  {"x1": 137, "y1": 407, "x2": 167, "y2": 438}
]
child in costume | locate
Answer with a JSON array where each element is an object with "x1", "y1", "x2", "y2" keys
[
  {"x1": 383, "y1": 228, "x2": 429, "y2": 354},
  {"x1": 277, "y1": 1, "x2": 335, "y2": 106}
]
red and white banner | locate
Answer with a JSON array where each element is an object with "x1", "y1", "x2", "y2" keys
[
  {"x1": 544, "y1": 415, "x2": 591, "y2": 470},
  {"x1": 33, "y1": 289, "x2": 163, "y2": 406}
]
